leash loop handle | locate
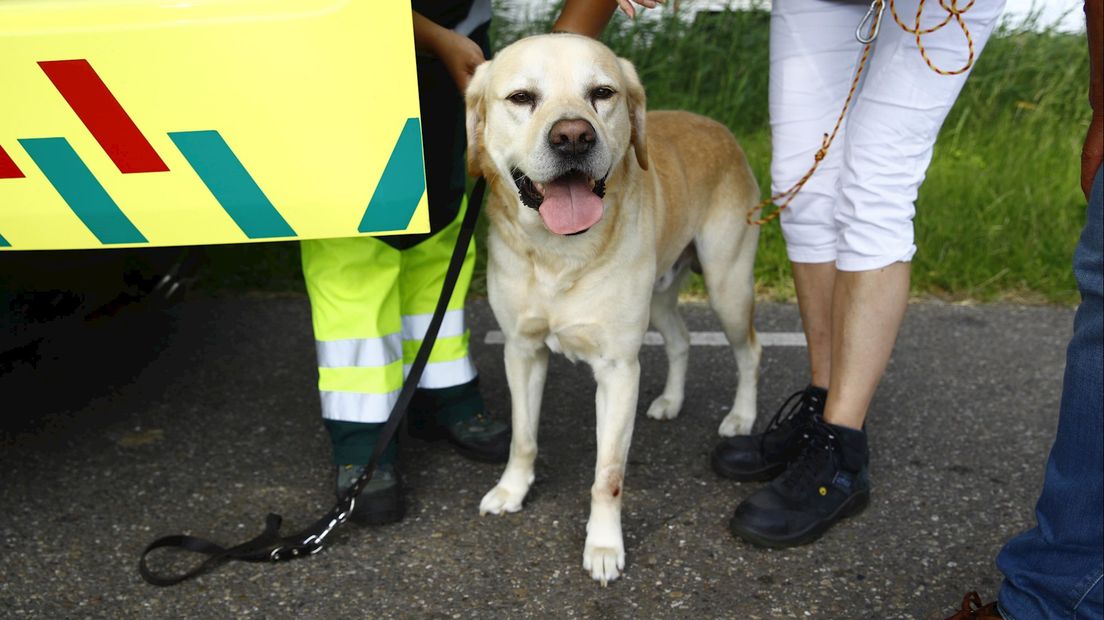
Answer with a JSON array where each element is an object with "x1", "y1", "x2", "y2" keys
[{"x1": 138, "y1": 177, "x2": 487, "y2": 586}]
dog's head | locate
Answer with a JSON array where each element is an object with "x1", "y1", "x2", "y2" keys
[{"x1": 465, "y1": 33, "x2": 648, "y2": 236}]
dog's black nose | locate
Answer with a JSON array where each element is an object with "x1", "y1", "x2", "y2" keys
[{"x1": 548, "y1": 118, "x2": 596, "y2": 156}]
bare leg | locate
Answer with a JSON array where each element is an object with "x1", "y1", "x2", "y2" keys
[
  {"x1": 823, "y1": 262, "x2": 911, "y2": 430},
  {"x1": 792, "y1": 261, "x2": 836, "y2": 389}
]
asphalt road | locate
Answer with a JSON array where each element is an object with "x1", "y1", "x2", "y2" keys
[{"x1": 0, "y1": 293, "x2": 1075, "y2": 619}]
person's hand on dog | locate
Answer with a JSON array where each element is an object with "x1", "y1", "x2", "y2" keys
[
  {"x1": 412, "y1": 11, "x2": 486, "y2": 92},
  {"x1": 437, "y1": 31, "x2": 485, "y2": 92},
  {"x1": 616, "y1": 0, "x2": 663, "y2": 19}
]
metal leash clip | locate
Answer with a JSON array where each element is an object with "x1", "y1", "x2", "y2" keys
[{"x1": 856, "y1": 0, "x2": 886, "y2": 44}]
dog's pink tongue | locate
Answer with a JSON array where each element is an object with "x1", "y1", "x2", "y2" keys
[{"x1": 537, "y1": 176, "x2": 603, "y2": 235}]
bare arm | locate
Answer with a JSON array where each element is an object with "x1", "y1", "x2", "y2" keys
[
  {"x1": 552, "y1": 0, "x2": 618, "y2": 37},
  {"x1": 552, "y1": 0, "x2": 664, "y2": 37},
  {"x1": 411, "y1": 10, "x2": 485, "y2": 92},
  {"x1": 1083, "y1": 0, "x2": 1103, "y2": 198}
]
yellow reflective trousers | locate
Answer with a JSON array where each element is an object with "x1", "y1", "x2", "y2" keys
[{"x1": 300, "y1": 197, "x2": 477, "y2": 424}]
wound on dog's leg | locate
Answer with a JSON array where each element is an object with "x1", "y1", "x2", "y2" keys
[{"x1": 593, "y1": 465, "x2": 624, "y2": 501}]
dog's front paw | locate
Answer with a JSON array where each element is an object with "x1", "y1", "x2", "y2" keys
[
  {"x1": 479, "y1": 483, "x2": 527, "y2": 515},
  {"x1": 583, "y1": 540, "x2": 625, "y2": 586},
  {"x1": 717, "y1": 412, "x2": 754, "y2": 437},
  {"x1": 645, "y1": 395, "x2": 682, "y2": 420}
]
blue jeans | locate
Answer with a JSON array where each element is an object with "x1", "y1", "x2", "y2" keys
[{"x1": 996, "y1": 166, "x2": 1104, "y2": 620}]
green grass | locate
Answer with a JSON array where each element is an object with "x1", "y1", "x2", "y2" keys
[
  {"x1": 911, "y1": 25, "x2": 1089, "y2": 304},
  {"x1": 196, "y1": 6, "x2": 1090, "y2": 306}
]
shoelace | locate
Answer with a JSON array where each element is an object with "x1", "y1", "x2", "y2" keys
[
  {"x1": 778, "y1": 420, "x2": 837, "y2": 494},
  {"x1": 756, "y1": 388, "x2": 819, "y2": 452}
]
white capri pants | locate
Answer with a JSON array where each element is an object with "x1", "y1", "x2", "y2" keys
[{"x1": 770, "y1": 0, "x2": 1006, "y2": 271}]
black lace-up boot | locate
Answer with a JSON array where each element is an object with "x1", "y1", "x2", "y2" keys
[
  {"x1": 336, "y1": 462, "x2": 405, "y2": 526},
  {"x1": 728, "y1": 417, "x2": 870, "y2": 548},
  {"x1": 711, "y1": 385, "x2": 828, "y2": 481},
  {"x1": 406, "y1": 379, "x2": 510, "y2": 463}
]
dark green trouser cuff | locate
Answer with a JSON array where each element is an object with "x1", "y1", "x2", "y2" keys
[
  {"x1": 409, "y1": 377, "x2": 486, "y2": 430},
  {"x1": 326, "y1": 378, "x2": 487, "y2": 464},
  {"x1": 325, "y1": 420, "x2": 398, "y2": 466}
]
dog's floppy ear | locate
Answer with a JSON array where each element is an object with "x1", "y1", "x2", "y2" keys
[
  {"x1": 464, "y1": 60, "x2": 491, "y2": 178},
  {"x1": 618, "y1": 57, "x2": 649, "y2": 171}
]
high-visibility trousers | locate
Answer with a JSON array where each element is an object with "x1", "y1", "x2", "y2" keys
[{"x1": 300, "y1": 196, "x2": 477, "y2": 426}]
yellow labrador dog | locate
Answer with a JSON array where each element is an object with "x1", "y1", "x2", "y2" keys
[{"x1": 465, "y1": 33, "x2": 761, "y2": 584}]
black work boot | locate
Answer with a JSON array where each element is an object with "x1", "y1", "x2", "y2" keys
[
  {"x1": 407, "y1": 379, "x2": 510, "y2": 463},
  {"x1": 326, "y1": 420, "x2": 404, "y2": 525},
  {"x1": 729, "y1": 417, "x2": 870, "y2": 548},
  {"x1": 336, "y1": 462, "x2": 405, "y2": 526},
  {"x1": 712, "y1": 385, "x2": 827, "y2": 481}
]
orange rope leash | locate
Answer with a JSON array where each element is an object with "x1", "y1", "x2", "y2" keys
[
  {"x1": 892, "y1": 0, "x2": 978, "y2": 76},
  {"x1": 745, "y1": 39, "x2": 874, "y2": 226},
  {"x1": 747, "y1": 0, "x2": 977, "y2": 226}
]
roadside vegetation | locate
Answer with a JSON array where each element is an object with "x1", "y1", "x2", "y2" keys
[{"x1": 198, "y1": 5, "x2": 1090, "y2": 305}]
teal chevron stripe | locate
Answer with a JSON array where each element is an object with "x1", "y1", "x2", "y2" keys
[
  {"x1": 19, "y1": 137, "x2": 147, "y2": 245},
  {"x1": 170, "y1": 130, "x2": 295, "y2": 239},
  {"x1": 358, "y1": 118, "x2": 426, "y2": 233},
  {"x1": 0, "y1": 233, "x2": 9, "y2": 247}
]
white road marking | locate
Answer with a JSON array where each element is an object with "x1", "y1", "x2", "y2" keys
[{"x1": 482, "y1": 331, "x2": 807, "y2": 347}]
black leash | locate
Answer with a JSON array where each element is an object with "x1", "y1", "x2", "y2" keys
[{"x1": 138, "y1": 178, "x2": 487, "y2": 587}]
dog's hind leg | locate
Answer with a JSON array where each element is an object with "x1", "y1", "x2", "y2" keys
[
  {"x1": 697, "y1": 220, "x2": 762, "y2": 437},
  {"x1": 645, "y1": 255, "x2": 692, "y2": 420},
  {"x1": 480, "y1": 337, "x2": 548, "y2": 515}
]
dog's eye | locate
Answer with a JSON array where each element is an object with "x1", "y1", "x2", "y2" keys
[
  {"x1": 590, "y1": 87, "x2": 616, "y2": 101},
  {"x1": 507, "y1": 91, "x2": 535, "y2": 105}
]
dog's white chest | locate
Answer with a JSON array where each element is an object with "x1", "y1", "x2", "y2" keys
[
  {"x1": 532, "y1": 262, "x2": 583, "y2": 299},
  {"x1": 545, "y1": 323, "x2": 605, "y2": 364}
]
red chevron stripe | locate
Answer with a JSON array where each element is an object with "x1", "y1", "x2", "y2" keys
[
  {"x1": 0, "y1": 144, "x2": 23, "y2": 178},
  {"x1": 38, "y1": 59, "x2": 168, "y2": 174}
]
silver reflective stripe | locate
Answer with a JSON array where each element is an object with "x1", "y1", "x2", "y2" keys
[
  {"x1": 316, "y1": 334, "x2": 403, "y2": 368},
  {"x1": 402, "y1": 309, "x2": 467, "y2": 342},
  {"x1": 319, "y1": 359, "x2": 477, "y2": 421},
  {"x1": 405, "y1": 357, "x2": 477, "y2": 389},
  {"x1": 320, "y1": 390, "x2": 400, "y2": 423}
]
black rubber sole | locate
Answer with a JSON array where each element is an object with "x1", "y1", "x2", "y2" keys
[
  {"x1": 729, "y1": 489, "x2": 871, "y2": 549},
  {"x1": 711, "y1": 455, "x2": 787, "y2": 482}
]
